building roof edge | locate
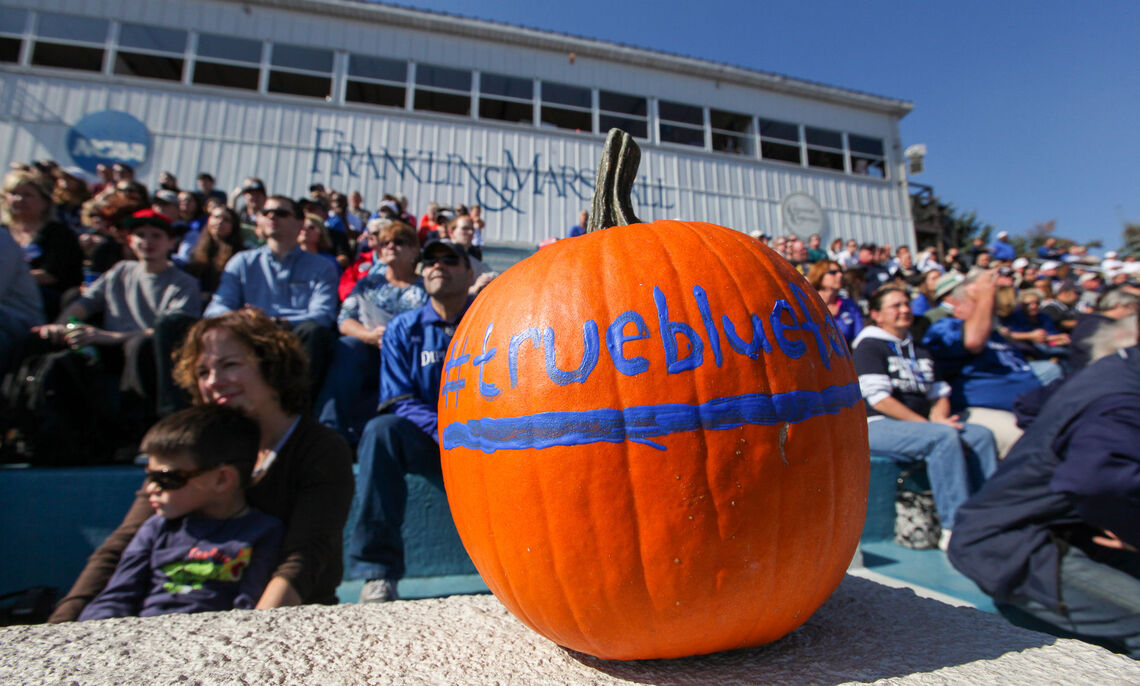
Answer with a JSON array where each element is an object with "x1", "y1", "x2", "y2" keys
[{"x1": 249, "y1": 0, "x2": 915, "y2": 118}]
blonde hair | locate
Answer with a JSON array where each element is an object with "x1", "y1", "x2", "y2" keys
[{"x1": 1, "y1": 169, "x2": 54, "y2": 224}]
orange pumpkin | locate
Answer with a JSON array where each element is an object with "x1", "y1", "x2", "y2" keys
[{"x1": 438, "y1": 130, "x2": 868, "y2": 660}]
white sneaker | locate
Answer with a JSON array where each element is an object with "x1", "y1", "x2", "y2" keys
[
  {"x1": 360, "y1": 578, "x2": 399, "y2": 603},
  {"x1": 938, "y1": 528, "x2": 953, "y2": 552}
]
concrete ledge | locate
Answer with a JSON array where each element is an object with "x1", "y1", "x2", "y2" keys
[{"x1": 3, "y1": 576, "x2": 1135, "y2": 684}]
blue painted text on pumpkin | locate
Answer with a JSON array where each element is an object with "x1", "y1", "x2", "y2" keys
[{"x1": 440, "y1": 279, "x2": 848, "y2": 409}]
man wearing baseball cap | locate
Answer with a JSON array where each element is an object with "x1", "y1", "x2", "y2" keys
[{"x1": 350, "y1": 238, "x2": 474, "y2": 604}]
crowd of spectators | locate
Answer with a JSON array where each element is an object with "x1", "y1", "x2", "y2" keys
[
  {"x1": 2, "y1": 159, "x2": 1138, "y2": 656},
  {"x1": 0, "y1": 159, "x2": 497, "y2": 459}
]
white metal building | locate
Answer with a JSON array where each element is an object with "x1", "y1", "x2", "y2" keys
[{"x1": 0, "y1": 0, "x2": 916, "y2": 247}]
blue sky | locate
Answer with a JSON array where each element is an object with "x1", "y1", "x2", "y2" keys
[{"x1": 385, "y1": 0, "x2": 1139, "y2": 252}]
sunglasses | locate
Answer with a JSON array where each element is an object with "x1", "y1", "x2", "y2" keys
[
  {"x1": 260, "y1": 207, "x2": 293, "y2": 219},
  {"x1": 421, "y1": 254, "x2": 461, "y2": 268},
  {"x1": 144, "y1": 466, "x2": 217, "y2": 491},
  {"x1": 827, "y1": 269, "x2": 843, "y2": 276}
]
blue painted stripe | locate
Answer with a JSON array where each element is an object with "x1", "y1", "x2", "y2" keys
[{"x1": 441, "y1": 382, "x2": 861, "y2": 453}]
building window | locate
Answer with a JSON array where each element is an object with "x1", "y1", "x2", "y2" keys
[
  {"x1": 268, "y1": 43, "x2": 333, "y2": 99},
  {"x1": 346, "y1": 54, "x2": 406, "y2": 109},
  {"x1": 599, "y1": 90, "x2": 647, "y2": 139},
  {"x1": 849, "y1": 134, "x2": 886, "y2": 178},
  {"x1": 413, "y1": 63, "x2": 471, "y2": 117},
  {"x1": 114, "y1": 23, "x2": 186, "y2": 82},
  {"x1": 0, "y1": 9, "x2": 26, "y2": 64},
  {"x1": 31, "y1": 12, "x2": 107, "y2": 73},
  {"x1": 658, "y1": 100, "x2": 704, "y2": 148},
  {"x1": 805, "y1": 126, "x2": 845, "y2": 171},
  {"x1": 479, "y1": 72, "x2": 532, "y2": 124},
  {"x1": 193, "y1": 33, "x2": 261, "y2": 91},
  {"x1": 759, "y1": 118, "x2": 801, "y2": 165},
  {"x1": 710, "y1": 109, "x2": 754, "y2": 156},
  {"x1": 540, "y1": 81, "x2": 591, "y2": 132}
]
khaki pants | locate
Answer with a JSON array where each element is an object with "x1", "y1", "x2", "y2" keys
[{"x1": 961, "y1": 407, "x2": 1024, "y2": 459}]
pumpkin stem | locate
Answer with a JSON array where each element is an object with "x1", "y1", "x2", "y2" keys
[{"x1": 587, "y1": 128, "x2": 642, "y2": 232}]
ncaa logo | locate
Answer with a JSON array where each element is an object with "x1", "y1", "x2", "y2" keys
[{"x1": 67, "y1": 110, "x2": 151, "y2": 175}]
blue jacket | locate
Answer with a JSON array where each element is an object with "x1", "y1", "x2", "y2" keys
[
  {"x1": 922, "y1": 316, "x2": 1040, "y2": 411},
  {"x1": 949, "y1": 347, "x2": 1140, "y2": 610},
  {"x1": 991, "y1": 238, "x2": 1016, "y2": 262},
  {"x1": 379, "y1": 298, "x2": 472, "y2": 441}
]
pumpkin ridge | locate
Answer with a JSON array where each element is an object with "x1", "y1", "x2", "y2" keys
[
  {"x1": 538, "y1": 242, "x2": 629, "y2": 656},
  {"x1": 739, "y1": 234, "x2": 796, "y2": 623},
  {"x1": 528, "y1": 251, "x2": 609, "y2": 655},
  {"x1": 686, "y1": 221, "x2": 747, "y2": 551},
  {"x1": 591, "y1": 227, "x2": 669, "y2": 653},
  {"x1": 686, "y1": 222, "x2": 784, "y2": 628},
  {"x1": 632, "y1": 222, "x2": 723, "y2": 644},
  {"x1": 595, "y1": 229, "x2": 659, "y2": 631},
  {"x1": 668, "y1": 221, "x2": 727, "y2": 606},
  {"x1": 530, "y1": 446, "x2": 609, "y2": 656}
]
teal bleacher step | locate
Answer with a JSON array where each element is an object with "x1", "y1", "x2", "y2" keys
[
  {"x1": 0, "y1": 465, "x2": 487, "y2": 602},
  {"x1": 1, "y1": 456, "x2": 991, "y2": 611}
]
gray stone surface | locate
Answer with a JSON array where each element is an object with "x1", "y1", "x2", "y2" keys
[{"x1": 2, "y1": 575, "x2": 1136, "y2": 685}]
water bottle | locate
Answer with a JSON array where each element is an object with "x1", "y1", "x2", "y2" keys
[{"x1": 66, "y1": 317, "x2": 99, "y2": 363}]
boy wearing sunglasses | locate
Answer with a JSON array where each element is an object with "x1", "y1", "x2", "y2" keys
[{"x1": 78, "y1": 406, "x2": 283, "y2": 620}]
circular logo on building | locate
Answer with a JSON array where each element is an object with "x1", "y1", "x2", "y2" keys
[
  {"x1": 780, "y1": 192, "x2": 826, "y2": 236},
  {"x1": 67, "y1": 110, "x2": 150, "y2": 175}
]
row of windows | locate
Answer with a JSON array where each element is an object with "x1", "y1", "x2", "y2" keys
[{"x1": 0, "y1": 9, "x2": 888, "y2": 178}]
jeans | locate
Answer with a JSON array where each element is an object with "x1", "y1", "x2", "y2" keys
[
  {"x1": 316, "y1": 335, "x2": 380, "y2": 444},
  {"x1": 999, "y1": 544, "x2": 1140, "y2": 658},
  {"x1": 1028, "y1": 359, "x2": 1064, "y2": 387},
  {"x1": 348, "y1": 414, "x2": 441, "y2": 581},
  {"x1": 867, "y1": 418, "x2": 998, "y2": 529}
]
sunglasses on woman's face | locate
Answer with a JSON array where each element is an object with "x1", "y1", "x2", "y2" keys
[
  {"x1": 827, "y1": 269, "x2": 843, "y2": 276},
  {"x1": 144, "y1": 466, "x2": 217, "y2": 491},
  {"x1": 421, "y1": 255, "x2": 461, "y2": 268}
]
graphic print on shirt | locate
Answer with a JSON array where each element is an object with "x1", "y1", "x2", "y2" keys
[
  {"x1": 886, "y1": 352, "x2": 935, "y2": 394},
  {"x1": 161, "y1": 546, "x2": 251, "y2": 594}
]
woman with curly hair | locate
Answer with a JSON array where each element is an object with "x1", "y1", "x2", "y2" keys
[
  {"x1": 185, "y1": 206, "x2": 245, "y2": 297},
  {"x1": 49, "y1": 307, "x2": 354, "y2": 622}
]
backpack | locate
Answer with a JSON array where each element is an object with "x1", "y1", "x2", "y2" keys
[{"x1": 1, "y1": 350, "x2": 106, "y2": 465}]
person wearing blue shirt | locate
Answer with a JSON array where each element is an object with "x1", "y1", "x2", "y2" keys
[
  {"x1": 921, "y1": 269, "x2": 1045, "y2": 458},
  {"x1": 567, "y1": 209, "x2": 588, "y2": 238},
  {"x1": 204, "y1": 195, "x2": 339, "y2": 396},
  {"x1": 990, "y1": 231, "x2": 1017, "y2": 263},
  {"x1": 350, "y1": 239, "x2": 474, "y2": 604}
]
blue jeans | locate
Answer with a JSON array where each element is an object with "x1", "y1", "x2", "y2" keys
[
  {"x1": 1028, "y1": 359, "x2": 1064, "y2": 387},
  {"x1": 348, "y1": 414, "x2": 441, "y2": 581},
  {"x1": 316, "y1": 336, "x2": 380, "y2": 445},
  {"x1": 999, "y1": 544, "x2": 1140, "y2": 658},
  {"x1": 867, "y1": 418, "x2": 998, "y2": 529}
]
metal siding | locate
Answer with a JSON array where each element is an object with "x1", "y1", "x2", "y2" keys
[{"x1": 0, "y1": 0, "x2": 913, "y2": 249}]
